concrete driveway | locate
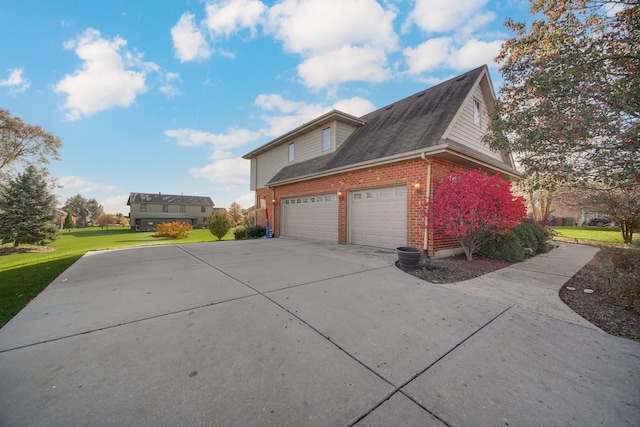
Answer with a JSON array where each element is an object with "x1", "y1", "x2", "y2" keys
[{"x1": 0, "y1": 239, "x2": 638, "y2": 426}]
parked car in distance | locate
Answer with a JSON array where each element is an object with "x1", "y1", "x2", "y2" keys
[{"x1": 588, "y1": 217, "x2": 611, "y2": 227}]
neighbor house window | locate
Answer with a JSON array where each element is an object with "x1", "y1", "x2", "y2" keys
[
  {"x1": 473, "y1": 99, "x2": 481, "y2": 126},
  {"x1": 163, "y1": 204, "x2": 169, "y2": 212},
  {"x1": 140, "y1": 203, "x2": 147, "y2": 212},
  {"x1": 288, "y1": 143, "x2": 295, "y2": 162},
  {"x1": 201, "y1": 206, "x2": 206, "y2": 213},
  {"x1": 322, "y1": 127, "x2": 331, "y2": 151},
  {"x1": 180, "y1": 205, "x2": 186, "y2": 212}
]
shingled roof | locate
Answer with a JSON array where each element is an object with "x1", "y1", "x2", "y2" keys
[
  {"x1": 127, "y1": 193, "x2": 214, "y2": 206},
  {"x1": 269, "y1": 65, "x2": 494, "y2": 185}
]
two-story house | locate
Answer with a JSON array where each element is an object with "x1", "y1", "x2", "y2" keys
[
  {"x1": 242, "y1": 65, "x2": 520, "y2": 257},
  {"x1": 127, "y1": 193, "x2": 215, "y2": 231}
]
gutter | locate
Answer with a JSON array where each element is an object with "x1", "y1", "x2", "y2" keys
[
  {"x1": 421, "y1": 152, "x2": 432, "y2": 253},
  {"x1": 268, "y1": 142, "x2": 520, "y2": 187}
]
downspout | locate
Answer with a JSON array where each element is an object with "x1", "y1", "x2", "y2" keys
[{"x1": 421, "y1": 153, "x2": 432, "y2": 254}]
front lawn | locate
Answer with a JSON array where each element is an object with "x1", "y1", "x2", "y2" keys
[
  {"x1": 550, "y1": 226, "x2": 638, "y2": 247},
  {"x1": 0, "y1": 227, "x2": 235, "y2": 327}
]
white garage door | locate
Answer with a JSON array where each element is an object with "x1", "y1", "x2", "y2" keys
[
  {"x1": 349, "y1": 186, "x2": 407, "y2": 249},
  {"x1": 281, "y1": 194, "x2": 338, "y2": 242}
]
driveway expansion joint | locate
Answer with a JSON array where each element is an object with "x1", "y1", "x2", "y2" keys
[{"x1": 348, "y1": 305, "x2": 513, "y2": 427}]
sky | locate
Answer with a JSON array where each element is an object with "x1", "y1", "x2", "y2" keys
[{"x1": 1, "y1": 0, "x2": 533, "y2": 215}]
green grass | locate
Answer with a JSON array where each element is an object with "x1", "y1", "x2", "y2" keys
[
  {"x1": 550, "y1": 226, "x2": 639, "y2": 247},
  {"x1": 0, "y1": 227, "x2": 236, "y2": 327}
]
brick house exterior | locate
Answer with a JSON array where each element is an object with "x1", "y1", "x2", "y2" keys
[{"x1": 243, "y1": 66, "x2": 520, "y2": 257}]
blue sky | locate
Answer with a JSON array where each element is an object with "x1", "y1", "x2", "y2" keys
[{"x1": 1, "y1": 0, "x2": 532, "y2": 215}]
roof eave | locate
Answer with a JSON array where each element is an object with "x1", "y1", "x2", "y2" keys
[{"x1": 268, "y1": 143, "x2": 520, "y2": 187}]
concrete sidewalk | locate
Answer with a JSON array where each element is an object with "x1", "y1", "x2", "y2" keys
[{"x1": 0, "y1": 239, "x2": 638, "y2": 426}]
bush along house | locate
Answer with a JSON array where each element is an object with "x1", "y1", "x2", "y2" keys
[
  {"x1": 127, "y1": 193, "x2": 215, "y2": 231},
  {"x1": 242, "y1": 65, "x2": 520, "y2": 258}
]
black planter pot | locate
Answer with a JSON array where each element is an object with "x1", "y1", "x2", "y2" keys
[{"x1": 396, "y1": 247, "x2": 422, "y2": 269}]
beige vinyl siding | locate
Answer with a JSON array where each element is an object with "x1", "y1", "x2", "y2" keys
[
  {"x1": 250, "y1": 158, "x2": 257, "y2": 190},
  {"x1": 447, "y1": 85, "x2": 503, "y2": 162},
  {"x1": 255, "y1": 143, "x2": 289, "y2": 189},
  {"x1": 336, "y1": 122, "x2": 358, "y2": 148}
]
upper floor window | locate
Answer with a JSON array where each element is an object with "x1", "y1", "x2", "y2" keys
[
  {"x1": 288, "y1": 143, "x2": 295, "y2": 162},
  {"x1": 473, "y1": 99, "x2": 481, "y2": 126},
  {"x1": 201, "y1": 206, "x2": 206, "y2": 213},
  {"x1": 140, "y1": 203, "x2": 147, "y2": 212},
  {"x1": 180, "y1": 205, "x2": 186, "y2": 213},
  {"x1": 163, "y1": 204, "x2": 169, "y2": 212},
  {"x1": 322, "y1": 127, "x2": 331, "y2": 151}
]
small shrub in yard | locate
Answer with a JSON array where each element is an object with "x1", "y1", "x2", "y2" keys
[
  {"x1": 477, "y1": 232, "x2": 526, "y2": 262},
  {"x1": 232, "y1": 225, "x2": 266, "y2": 239},
  {"x1": 599, "y1": 249, "x2": 640, "y2": 312},
  {"x1": 513, "y1": 223, "x2": 550, "y2": 253},
  {"x1": 207, "y1": 211, "x2": 232, "y2": 240},
  {"x1": 153, "y1": 221, "x2": 191, "y2": 239},
  {"x1": 246, "y1": 225, "x2": 266, "y2": 238},
  {"x1": 233, "y1": 226, "x2": 246, "y2": 240},
  {"x1": 479, "y1": 223, "x2": 550, "y2": 262}
]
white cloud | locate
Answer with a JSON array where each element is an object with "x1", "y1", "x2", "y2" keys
[
  {"x1": 59, "y1": 176, "x2": 119, "y2": 193},
  {"x1": 165, "y1": 127, "x2": 262, "y2": 149},
  {"x1": 54, "y1": 28, "x2": 149, "y2": 120},
  {"x1": 205, "y1": 0, "x2": 266, "y2": 37},
  {"x1": 190, "y1": 157, "x2": 249, "y2": 186},
  {"x1": 171, "y1": 12, "x2": 211, "y2": 62},
  {"x1": 234, "y1": 192, "x2": 255, "y2": 209},
  {"x1": 332, "y1": 96, "x2": 375, "y2": 117},
  {"x1": 267, "y1": 0, "x2": 397, "y2": 54},
  {"x1": 297, "y1": 45, "x2": 390, "y2": 89},
  {"x1": 409, "y1": 0, "x2": 492, "y2": 33},
  {"x1": 266, "y1": 0, "x2": 398, "y2": 88},
  {"x1": 447, "y1": 39, "x2": 503, "y2": 70},
  {"x1": 0, "y1": 67, "x2": 30, "y2": 93},
  {"x1": 403, "y1": 38, "x2": 453, "y2": 74},
  {"x1": 404, "y1": 38, "x2": 502, "y2": 74},
  {"x1": 102, "y1": 194, "x2": 130, "y2": 215}
]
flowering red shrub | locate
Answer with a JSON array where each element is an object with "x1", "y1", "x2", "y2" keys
[
  {"x1": 153, "y1": 221, "x2": 192, "y2": 239},
  {"x1": 427, "y1": 169, "x2": 526, "y2": 261}
]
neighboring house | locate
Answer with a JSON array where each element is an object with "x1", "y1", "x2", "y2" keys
[
  {"x1": 242, "y1": 65, "x2": 520, "y2": 257},
  {"x1": 127, "y1": 193, "x2": 215, "y2": 231},
  {"x1": 55, "y1": 210, "x2": 78, "y2": 229}
]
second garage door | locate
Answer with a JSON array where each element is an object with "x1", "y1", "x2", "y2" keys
[
  {"x1": 349, "y1": 186, "x2": 407, "y2": 249},
  {"x1": 281, "y1": 194, "x2": 338, "y2": 242}
]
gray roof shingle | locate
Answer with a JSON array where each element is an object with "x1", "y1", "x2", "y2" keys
[
  {"x1": 269, "y1": 66, "x2": 486, "y2": 184},
  {"x1": 127, "y1": 193, "x2": 214, "y2": 206}
]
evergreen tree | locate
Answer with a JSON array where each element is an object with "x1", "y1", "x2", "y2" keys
[
  {"x1": 63, "y1": 211, "x2": 75, "y2": 229},
  {"x1": 0, "y1": 165, "x2": 58, "y2": 247}
]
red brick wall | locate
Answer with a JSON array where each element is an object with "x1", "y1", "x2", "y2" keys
[{"x1": 255, "y1": 157, "x2": 472, "y2": 256}]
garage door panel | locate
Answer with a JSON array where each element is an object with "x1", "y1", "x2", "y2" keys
[
  {"x1": 281, "y1": 194, "x2": 338, "y2": 242},
  {"x1": 350, "y1": 186, "x2": 406, "y2": 249}
]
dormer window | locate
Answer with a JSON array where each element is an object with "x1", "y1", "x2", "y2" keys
[
  {"x1": 322, "y1": 127, "x2": 331, "y2": 151},
  {"x1": 473, "y1": 99, "x2": 481, "y2": 126},
  {"x1": 288, "y1": 143, "x2": 295, "y2": 162}
]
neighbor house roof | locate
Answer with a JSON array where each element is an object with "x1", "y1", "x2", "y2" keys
[
  {"x1": 127, "y1": 193, "x2": 214, "y2": 206},
  {"x1": 266, "y1": 65, "x2": 516, "y2": 185}
]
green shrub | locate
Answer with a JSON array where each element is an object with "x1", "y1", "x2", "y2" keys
[
  {"x1": 516, "y1": 222, "x2": 550, "y2": 253},
  {"x1": 207, "y1": 211, "x2": 232, "y2": 240},
  {"x1": 233, "y1": 226, "x2": 246, "y2": 240},
  {"x1": 152, "y1": 221, "x2": 191, "y2": 239},
  {"x1": 477, "y1": 231, "x2": 526, "y2": 262},
  {"x1": 230, "y1": 225, "x2": 266, "y2": 239}
]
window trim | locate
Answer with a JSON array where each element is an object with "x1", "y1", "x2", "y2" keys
[
  {"x1": 288, "y1": 142, "x2": 295, "y2": 162},
  {"x1": 321, "y1": 127, "x2": 331, "y2": 151},
  {"x1": 473, "y1": 98, "x2": 481, "y2": 126}
]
